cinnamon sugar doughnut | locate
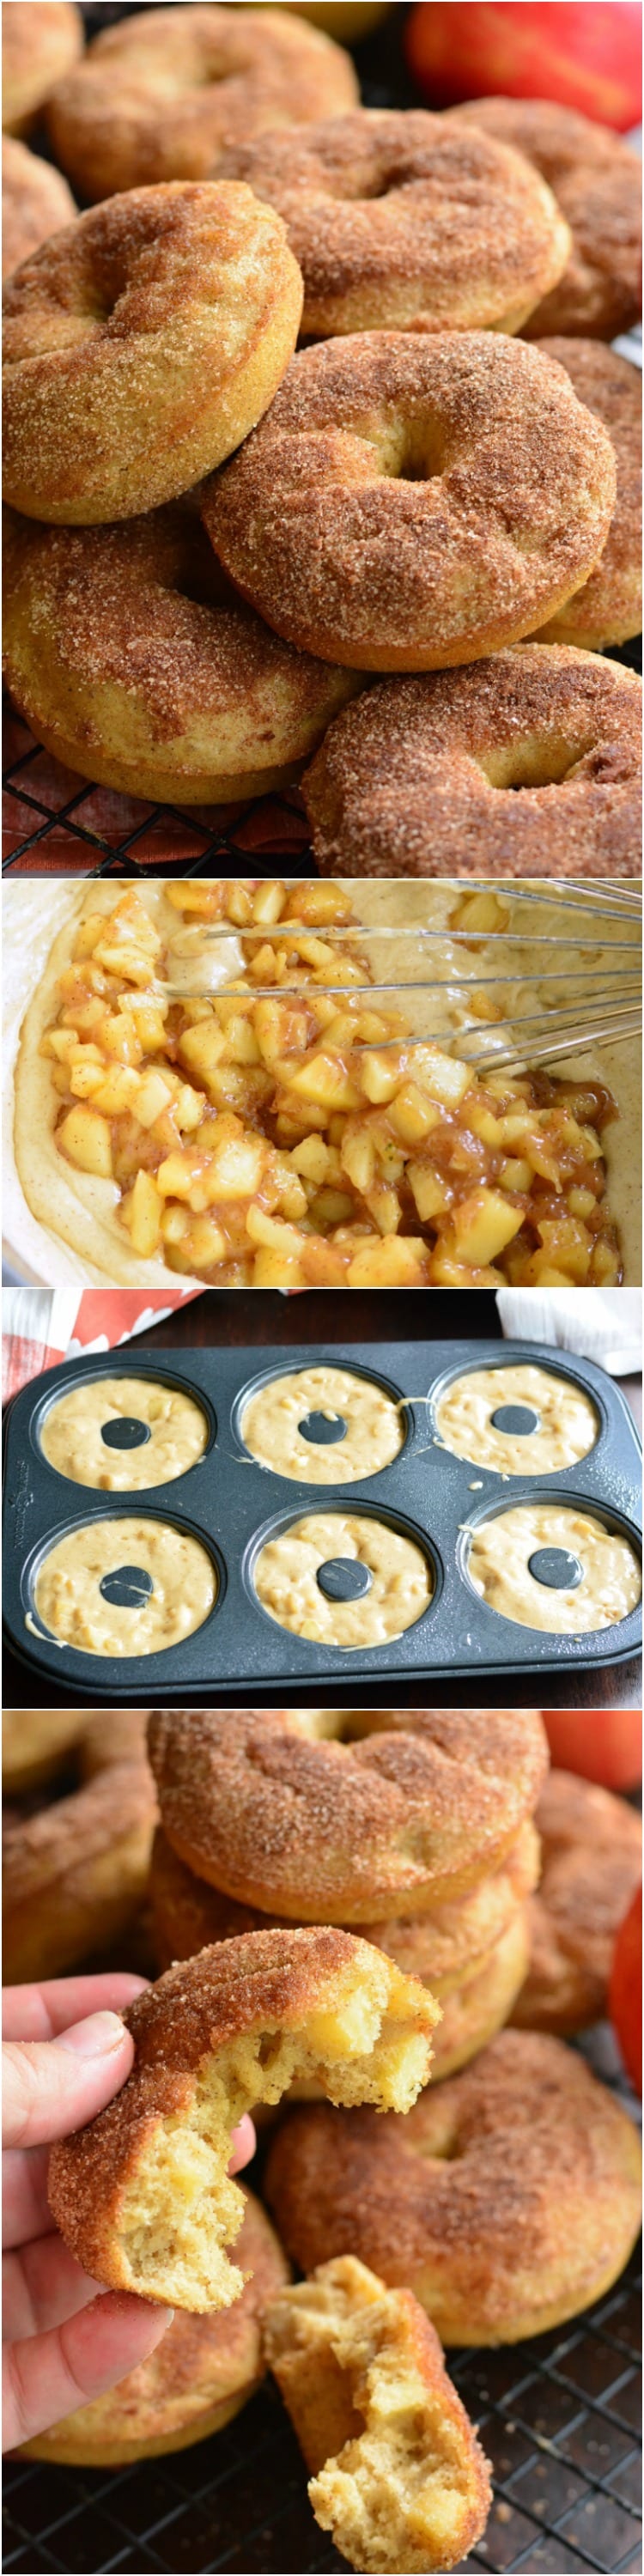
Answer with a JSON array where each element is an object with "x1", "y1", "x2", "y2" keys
[
  {"x1": 2, "y1": 1708, "x2": 91, "y2": 1795},
  {"x1": 302, "y1": 645, "x2": 642, "y2": 878},
  {"x1": 3, "y1": 506, "x2": 357, "y2": 803},
  {"x1": 2, "y1": 137, "x2": 75, "y2": 281},
  {"x1": 21, "y1": 2192, "x2": 289, "y2": 2464},
  {"x1": 48, "y1": 1929, "x2": 439, "y2": 2312},
  {"x1": 454, "y1": 99, "x2": 641, "y2": 340},
  {"x1": 532, "y1": 341, "x2": 641, "y2": 651},
  {"x1": 513, "y1": 1768, "x2": 642, "y2": 2037},
  {"x1": 3, "y1": 1723, "x2": 157, "y2": 1983},
  {"x1": 47, "y1": 4, "x2": 358, "y2": 203},
  {"x1": 221, "y1": 108, "x2": 569, "y2": 337},
  {"x1": 3, "y1": 2, "x2": 82, "y2": 138},
  {"x1": 147, "y1": 1709, "x2": 549, "y2": 1923},
  {"x1": 3, "y1": 181, "x2": 303, "y2": 523},
  {"x1": 204, "y1": 331, "x2": 617, "y2": 671},
  {"x1": 264, "y1": 2028, "x2": 643, "y2": 2343}
]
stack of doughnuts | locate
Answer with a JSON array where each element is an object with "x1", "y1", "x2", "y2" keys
[
  {"x1": 148, "y1": 1708, "x2": 547, "y2": 2081},
  {"x1": 3, "y1": 1708, "x2": 158, "y2": 1983},
  {"x1": 2, "y1": 3, "x2": 641, "y2": 867}
]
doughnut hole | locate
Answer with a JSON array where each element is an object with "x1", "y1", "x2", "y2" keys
[{"x1": 477, "y1": 726, "x2": 596, "y2": 792}]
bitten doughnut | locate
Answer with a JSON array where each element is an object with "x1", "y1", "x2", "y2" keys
[
  {"x1": 39, "y1": 1375, "x2": 208, "y2": 1492},
  {"x1": 302, "y1": 646, "x2": 642, "y2": 877},
  {"x1": 240, "y1": 1365, "x2": 404, "y2": 1485},
  {"x1": 264, "y1": 2029, "x2": 643, "y2": 2342},
  {"x1": 3, "y1": 181, "x2": 303, "y2": 523},
  {"x1": 33, "y1": 1516, "x2": 217, "y2": 1657},
  {"x1": 204, "y1": 331, "x2": 617, "y2": 671},
  {"x1": 264, "y1": 2257, "x2": 492, "y2": 2574},
  {"x1": 253, "y1": 1511, "x2": 432, "y2": 1648},
  {"x1": 454, "y1": 99, "x2": 642, "y2": 340},
  {"x1": 3, "y1": 2, "x2": 82, "y2": 137},
  {"x1": 3, "y1": 506, "x2": 357, "y2": 801},
  {"x1": 513, "y1": 1768, "x2": 642, "y2": 2036},
  {"x1": 532, "y1": 341, "x2": 642, "y2": 651},
  {"x1": 434, "y1": 1363, "x2": 598, "y2": 1479},
  {"x1": 48, "y1": 1929, "x2": 438, "y2": 2311},
  {"x1": 47, "y1": 3, "x2": 358, "y2": 201},
  {"x1": 2, "y1": 137, "x2": 76, "y2": 280},
  {"x1": 147, "y1": 1709, "x2": 549, "y2": 1921},
  {"x1": 3, "y1": 1721, "x2": 156, "y2": 1982},
  {"x1": 21, "y1": 2193, "x2": 289, "y2": 2464},
  {"x1": 467, "y1": 1500, "x2": 641, "y2": 1634},
  {"x1": 221, "y1": 108, "x2": 569, "y2": 337}
]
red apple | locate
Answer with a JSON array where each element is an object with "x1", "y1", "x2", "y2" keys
[
  {"x1": 610, "y1": 1884, "x2": 642, "y2": 2095},
  {"x1": 405, "y1": 3, "x2": 642, "y2": 131},
  {"x1": 542, "y1": 1710, "x2": 642, "y2": 1791}
]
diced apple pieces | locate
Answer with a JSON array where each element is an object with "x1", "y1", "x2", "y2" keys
[
  {"x1": 291, "y1": 1136, "x2": 331, "y2": 1186},
  {"x1": 445, "y1": 1188, "x2": 525, "y2": 1267},
  {"x1": 309, "y1": 1188, "x2": 356, "y2": 1229},
  {"x1": 58, "y1": 1105, "x2": 113, "y2": 1179},
  {"x1": 123, "y1": 1169, "x2": 162, "y2": 1257},
  {"x1": 178, "y1": 1024, "x2": 228, "y2": 1084},
  {"x1": 412, "y1": 1046, "x2": 473, "y2": 1108},
  {"x1": 346, "y1": 1237, "x2": 426, "y2": 1285},
  {"x1": 252, "y1": 1249, "x2": 307, "y2": 1286},
  {"x1": 389, "y1": 1082, "x2": 442, "y2": 1145},
  {"x1": 408, "y1": 1164, "x2": 449, "y2": 1222},
  {"x1": 365, "y1": 1182, "x2": 401, "y2": 1236},
  {"x1": 184, "y1": 1217, "x2": 228, "y2": 1269},
  {"x1": 135, "y1": 1071, "x2": 175, "y2": 1129},
  {"x1": 91, "y1": 1066, "x2": 143, "y2": 1116},
  {"x1": 289, "y1": 1052, "x2": 361, "y2": 1112},
  {"x1": 96, "y1": 1015, "x2": 142, "y2": 1066},
  {"x1": 246, "y1": 1206, "x2": 306, "y2": 1258},
  {"x1": 340, "y1": 1127, "x2": 376, "y2": 1195}
]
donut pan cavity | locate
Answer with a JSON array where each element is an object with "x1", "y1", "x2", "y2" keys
[{"x1": 3, "y1": 1340, "x2": 641, "y2": 1698}]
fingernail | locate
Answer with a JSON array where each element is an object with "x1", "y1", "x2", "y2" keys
[{"x1": 59, "y1": 2011, "x2": 128, "y2": 2061}]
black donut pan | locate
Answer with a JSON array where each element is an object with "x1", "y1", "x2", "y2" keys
[{"x1": 3, "y1": 1337, "x2": 641, "y2": 1698}]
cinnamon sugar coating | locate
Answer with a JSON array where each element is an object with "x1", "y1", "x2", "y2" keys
[
  {"x1": 3, "y1": 504, "x2": 358, "y2": 802},
  {"x1": 3, "y1": 180, "x2": 303, "y2": 522},
  {"x1": 532, "y1": 341, "x2": 641, "y2": 650},
  {"x1": 264, "y1": 2028, "x2": 643, "y2": 2344},
  {"x1": 148, "y1": 1709, "x2": 548, "y2": 1922},
  {"x1": 47, "y1": 4, "x2": 358, "y2": 201},
  {"x1": 2, "y1": 137, "x2": 76, "y2": 281},
  {"x1": 220, "y1": 108, "x2": 570, "y2": 337},
  {"x1": 302, "y1": 644, "x2": 641, "y2": 878},
  {"x1": 3, "y1": 2, "x2": 82, "y2": 139},
  {"x1": 454, "y1": 98, "x2": 641, "y2": 339},
  {"x1": 513, "y1": 1768, "x2": 642, "y2": 2037},
  {"x1": 204, "y1": 331, "x2": 617, "y2": 670},
  {"x1": 3, "y1": 1750, "x2": 157, "y2": 1984},
  {"x1": 21, "y1": 2191, "x2": 289, "y2": 2464}
]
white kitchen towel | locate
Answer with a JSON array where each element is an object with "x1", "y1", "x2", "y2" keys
[{"x1": 495, "y1": 1288, "x2": 641, "y2": 1376}]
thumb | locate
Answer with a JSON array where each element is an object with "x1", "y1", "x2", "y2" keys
[{"x1": 3, "y1": 2014, "x2": 135, "y2": 2150}]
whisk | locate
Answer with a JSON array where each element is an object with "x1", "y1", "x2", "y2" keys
[{"x1": 155, "y1": 882, "x2": 642, "y2": 1076}]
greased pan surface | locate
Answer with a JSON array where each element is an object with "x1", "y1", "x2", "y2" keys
[{"x1": 3, "y1": 1341, "x2": 641, "y2": 1696}]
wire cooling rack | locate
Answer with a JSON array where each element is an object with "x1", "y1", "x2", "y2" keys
[{"x1": 4, "y1": 2025, "x2": 641, "y2": 2576}]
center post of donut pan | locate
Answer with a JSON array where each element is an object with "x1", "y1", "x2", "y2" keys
[{"x1": 3, "y1": 1340, "x2": 641, "y2": 1699}]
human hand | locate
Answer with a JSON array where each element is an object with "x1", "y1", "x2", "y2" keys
[{"x1": 3, "y1": 1975, "x2": 256, "y2": 2451}]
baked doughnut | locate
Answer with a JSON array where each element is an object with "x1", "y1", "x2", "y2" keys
[
  {"x1": 2, "y1": 137, "x2": 75, "y2": 280},
  {"x1": 532, "y1": 341, "x2": 642, "y2": 651},
  {"x1": 253, "y1": 1510, "x2": 433, "y2": 1649},
  {"x1": 39, "y1": 1374, "x2": 209, "y2": 1491},
  {"x1": 2, "y1": 2, "x2": 82, "y2": 137},
  {"x1": 240, "y1": 1364, "x2": 404, "y2": 1484},
  {"x1": 48, "y1": 1929, "x2": 439, "y2": 2310},
  {"x1": 428, "y1": 1909, "x2": 529, "y2": 2080},
  {"x1": 47, "y1": 3, "x2": 358, "y2": 201},
  {"x1": 3, "y1": 1728, "x2": 156, "y2": 1984},
  {"x1": 2, "y1": 1707, "x2": 91, "y2": 1795},
  {"x1": 434, "y1": 1363, "x2": 598, "y2": 1479},
  {"x1": 3, "y1": 504, "x2": 357, "y2": 801},
  {"x1": 33, "y1": 1515, "x2": 217, "y2": 1657},
  {"x1": 454, "y1": 99, "x2": 642, "y2": 339},
  {"x1": 3, "y1": 181, "x2": 303, "y2": 524},
  {"x1": 513, "y1": 1768, "x2": 642, "y2": 2037},
  {"x1": 21, "y1": 2191, "x2": 289, "y2": 2464},
  {"x1": 147, "y1": 1709, "x2": 549, "y2": 1922},
  {"x1": 264, "y1": 2256, "x2": 492, "y2": 2574},
  {"x1": 301, "y1": 646, "x2": 642, "y2": 878},
  {"x1": 204, "y1": 331, "x2": 617, "y2": 671},
  {"x1": 221, "y1": 108, "x2": 569, "y2": 337},
  {"x1": 264, "y1": 2028, "x2": 643, "y2": 2342},
  {"x1": 467, "y1": 1500, "x2": 641, "y2": 1634}
]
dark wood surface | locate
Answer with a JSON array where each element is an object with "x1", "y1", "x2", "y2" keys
[{"x1": 3, "y1": 1296, "x2": 641, "y2": 1711}]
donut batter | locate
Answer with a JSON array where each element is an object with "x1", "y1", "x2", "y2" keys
[
  {"x1": 435, "y1": 1364, "x2": 598, "y2": 1479},
  {"x1": 40, "y1": 1376, "x2": 208, "y2": 1492},
  {"x1": 253, "y1": 1512, "x2": 432, "y2": 1649},
  {"x1": 467, "y1": 1503, "x2": 641, "y2": 1634},
  {"x1": 33, "y1": 1518, "x2": 216, "y2": 1657},
  {"x1": 240, "y1": 1367, "x2": 404, "y2": 1485}
]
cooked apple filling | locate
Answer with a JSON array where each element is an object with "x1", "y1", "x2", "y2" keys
[{"x1": 40, "y1": 880, "x2": 622, "y2": 1290}]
